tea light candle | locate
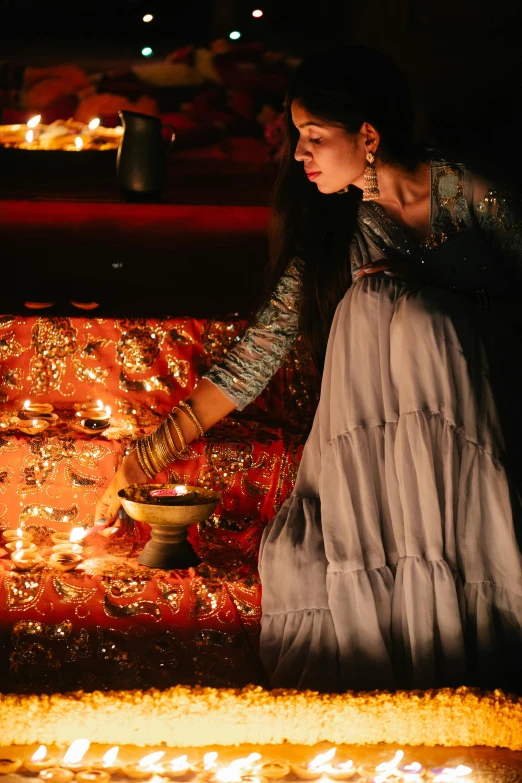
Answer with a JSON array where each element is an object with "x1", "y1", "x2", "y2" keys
[
  {"x1": 190, "y1": 752, "x2": 219, "y2": 775},
  {"x1": 91, "y1": 747, "x2": 120, "y2": 775},
  {"x1": 18, "y1": 418, "x2": 49, "y2": 435},
  {"x1": 12, "y1": 549, "x2": 41, "y2": 570},
  {"x1": 3, "y1": 527, "x2": 33, "y2": 544},
  {"x1": 49, "y1": 551, "x2": 83, "y2": 572},
  {"x1": 123, "y1": 751, "x2": 165, "y2": 779},
  {"x1": 323, "y1": 761, "x2": 356, "y2": 780},
  {"x1": 52, "y1": 543, "x2": 83, "y2": 555},
  {"x1": 292, "y1": 749, "x2": 336, "y2": 780},
  {"x1": 61, "y1": 739, "x2": 90, "y2": 771},
  {"x1": 255, "y1": 761, "x2": 291, "y2": 779},
  {"x1": 81, "y1": 419, "x2": 110, "y2": 432},
  {"x1": 23, "y1": 400, "x2": 54, "y2": 415},
  {"x1": 51, "y1": 532, "x2": 72, "y2": 545},
  {"x1": 76, "y1": 772, "x2": 110, "y2": 783},
  {"x1": 6, "y1": 540, "x2": 37, "y2": 553},
  {"x1": 25, "y1": 746, "x2": 58, "y2": 773},
  {"x1": 39, "y1": 768, "x2": 75, "y2": 783},
  {"x1": 77, "y1": 404, "x2": 111, "y2": 421},
  {"x1": 157, "y1": 755, "x2": 190, "y2": 779},
  {"x1": 0, "y1": 758, "x2": 22, "y2": 774},
  {"x1": 357, "y1": 751, "x2": 404, "y2": 781}
]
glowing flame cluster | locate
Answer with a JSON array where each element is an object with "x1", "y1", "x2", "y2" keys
[
  {"x1": 63, "y1": 739, "x2": 90, "y2": 765},
  {"x1": 215, "y1": 753, "x2": 261, "y2": 783},
  {"x1": 30, "y1": 746, "x2": 47, "y2": 763}
]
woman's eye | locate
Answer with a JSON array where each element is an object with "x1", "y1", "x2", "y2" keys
[{"x1": 310, "y1": 138, "x2": 322, "y2": 144}]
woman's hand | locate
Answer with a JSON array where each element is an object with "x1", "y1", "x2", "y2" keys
[
  {"x1": 353, "y1": 258, "x2": 420, "y2": 281},
  {"x1": 92, "y1": 450, "x2": 150, "y2": 538}
]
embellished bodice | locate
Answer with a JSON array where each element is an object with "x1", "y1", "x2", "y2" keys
[{"x1": 204, "y1": 160, "x2": 522, "y2": 410}]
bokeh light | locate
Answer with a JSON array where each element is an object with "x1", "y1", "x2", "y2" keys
[
  {"x1": 252, "y1": 9, "x2": 263, "y2": 17},
  {"x1": 229, "y1": 30, "x2": 241, "y2": 40},
  {"x1": 142, "y1": 14, "x2": 153, "y2": 22},
  {"x1": 141, "y1": 46, "x2": 153, "y2": 56}
]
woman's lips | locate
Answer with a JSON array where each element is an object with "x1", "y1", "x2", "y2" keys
[{"x1": 306, "y1": 171, "x2": 321, "y2": 181}]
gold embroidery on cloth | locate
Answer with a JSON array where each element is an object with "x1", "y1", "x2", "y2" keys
[
  {"x1": 157, "y1": 580, "x2": 183, "y2": 614},
  {"x1": 52, "y1": 576, "x2": 96, "y2": 605},
  {"x1": 29, "y1": 318, "x2": 78, "y2": 395},
  {"x1": 0, "y1": 331, "x2": 25, "y2": 361},
  {"x1": 19, "y1": 503, "x2": 80, "y2": 526},
  {"x1": 101, "y1": 575, "x2": 149, "y2": 598},
  {"x1": 5, "y1": 572, "x2": 46, "y2": 611},
  {"x1": 71, "y1": 357, "x2": 111, "y2": 385},
  {"x1": 116, "y1": 326, "x2": 162, "y2": 373},
  {"x1": 0, "y1": 465, "x2": 13, "y2": 494},
  {"x1": 75, "y1": 442, "x2": 112, "y2": 470},
  {"x1": 226, "y1": 581, "x2": 261, "y2": 622},
  {"x1": 103, "y1": 594, "x2": 162, "y2": 620},
  {"x1": 64, "y1": 463, "x2": 106, "y2": 488},
  {"x1": 166, "y1": 355, "x2": 190, "y2": 388},
  {"x1": 119, "y1": 370, "x2": 173, "y2": 394},
  {"x1": 189, "y1": 576, "x2": 226, "y2": 620},
  {"x1": 0, "y1": 365, "x2": 22, "y2": 392}
]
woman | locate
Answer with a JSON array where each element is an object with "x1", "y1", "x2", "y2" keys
[{"x1": 96, "y1": 46, "x2": 522, "y2": 693}]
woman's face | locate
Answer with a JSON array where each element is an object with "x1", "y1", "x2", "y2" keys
[{"x1": 291, "y1": 101, "x2": 367, "y2": 194}]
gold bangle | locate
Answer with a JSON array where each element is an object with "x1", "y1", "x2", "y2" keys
[
  {"x1": 162, "y1": 418, "x2": 180, "y2": 459},
  {"x1": 177, "y1": 400, "x2": 205, "y2": 438},
  {"x1": 167, "y1": 413, "x2": 187, "y2": 453},
  {"x1": 137, "y1": 439, "x2": 156, "y2": 479},
  {"x1": 153, "y1": 425, "x2": 176, "y2": 470},
  {"x1": 143, "y1": 435, "x2": 161, "y2": 476}
]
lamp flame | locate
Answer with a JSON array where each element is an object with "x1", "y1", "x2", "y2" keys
[
  {"x1": 375, "y1": 751, "x2": 404, "y2": 774},
  {"x1": 139, "y1": 752, "x2": 165, "y2": 768},
  {"x1": 169, "y1": 756, "x2": 188, "y2": 771},
  {"x1": 15, "y1": 540, "x2": 23, "y2": 551},
  {"x1": 26, "y1": 130, "x2": 34, "y2": 143},
  {"x1": 63, "y1": 739, "x2": 90, "y2": 765},
  {"x1": 16, "y1": 528, "x2": 23, "y2": 538},
  {"x1": 88, "y1": 118, "x2": 100, "y2": 130},
  {"x1": 174, "y1": 485, "x2": 188, "y2": 496},
  {"x1": 27, "y1": 115, "x2": 41, "y2": 128},
  {"x1": 105, "y1": 405, "x2": 112, "y2": 417},
  {"x1": 31, "y1": 746, "x2": 47, "y2": 763},
  {"x1": 252, "y1": 9, "x2": 264, "y2": 17},
  {"x1": 203, "y1": 753, "x2": 218, "y2": 769},
  {"x1": 24, "y1": 400, "x2": 30, "y2": 409},
  {"x1": 32, "y1": 419, "x2": 38, "y2": 427},
  {"x1": 75, "y1": 137, "x2": 83, "y2": 150},
  {"x1": 102, "y1": 747, "x2": 119, "y2": 766},
  {"x1": 230, "y1": 753, "x2": 261, "y2": 770},
  {"x1": 308, "y1": 749, "x2": 336, "y2": 770},
  {"x1": 70, "y1": 528, "x2": 87, "y2": 544},
  {"x1": 96, "y1": 399, "x2": 104, "y2": 409}
]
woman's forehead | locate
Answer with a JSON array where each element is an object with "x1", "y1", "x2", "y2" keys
[{"x1": 290, "y1": 101, "x2": 325, "y2": 129}]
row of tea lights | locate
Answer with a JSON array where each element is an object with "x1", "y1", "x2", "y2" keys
[
  {"x1": 3, "y1": 526, "x2": 88, "y2": 571},
  {"x1": 0, "y1": 745, "x2": 474, "y2": 783},
  {"x1": 22, "y1": 115, "x2": 108, "y2": 151},
  {"x1": 11, "y1": 399, "x2": 114, "y2": 435}
]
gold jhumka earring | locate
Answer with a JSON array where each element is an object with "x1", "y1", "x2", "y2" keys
[{"x1": 362, "y1": 151, "x2": 380, "y2": 201}]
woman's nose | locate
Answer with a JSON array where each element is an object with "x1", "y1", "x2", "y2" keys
[{"x1": 294, "y1": 140, "x2": 311, "y2": 162}]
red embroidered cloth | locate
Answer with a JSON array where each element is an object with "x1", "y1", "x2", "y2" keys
[{"x1": 0, "y1": 315, "x2": 316, "y2": 692}]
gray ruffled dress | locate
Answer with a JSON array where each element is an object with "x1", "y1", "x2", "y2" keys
[{"x1": 205, "y1": 161, "x2": 522, "y2": 692}]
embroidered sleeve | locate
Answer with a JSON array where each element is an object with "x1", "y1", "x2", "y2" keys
[
  {"x1": 203, "y1": 258, "x2": 304, "y2": 410},
  {"x1": 473, "y1": 178, "x2": 522, "y2": 280}
]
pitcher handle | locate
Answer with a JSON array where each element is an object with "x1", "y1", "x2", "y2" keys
[{"x1": 162, "y1": 123, "x2": 176, "y2": 152}]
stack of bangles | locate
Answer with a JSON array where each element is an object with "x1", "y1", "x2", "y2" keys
[{"x1": 135, "y1": 399, "x2": 205, "y2": 479}]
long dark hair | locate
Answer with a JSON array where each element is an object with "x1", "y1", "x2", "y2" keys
[{"x1": 266, "y1": 45, "x2": 426, "y2": 369}]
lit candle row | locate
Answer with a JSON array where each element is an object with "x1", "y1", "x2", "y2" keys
[
  {"x1": 2, "y1": 527, "x2": 88, "y2": 571},
  {"x1": 0, "y1": 743, "x2": 475, "y2": 783}
]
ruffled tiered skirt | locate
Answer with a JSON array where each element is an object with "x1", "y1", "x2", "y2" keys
[{"x1": 259, "y1": 276, "x2": 522, "y2": 692}]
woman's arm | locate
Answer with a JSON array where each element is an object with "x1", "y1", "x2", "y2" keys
[{"x1": 93, "y1": 258, "x2": 303, "y2": 532}]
